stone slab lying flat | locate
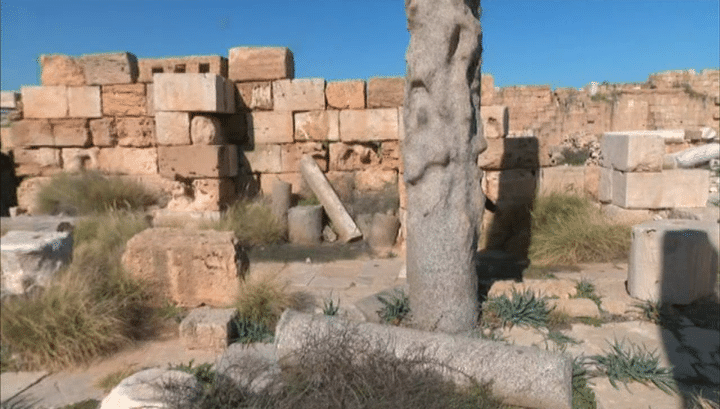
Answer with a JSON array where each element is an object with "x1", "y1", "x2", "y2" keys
[
  {"x1": 179, "y1": 306, "x2": 238, "y2": 350},
  {"x1": 0, "y1": 371, "x2": 48, "y2": 404}
]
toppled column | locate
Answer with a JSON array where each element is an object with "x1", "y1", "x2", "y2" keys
[
  {"x1": 666, "y1": 143, "x2": 719, "y2": 169},
  {"x1": 299, "y1": 155, "x2": 362, "y2": 242},
  {"x1": 275, "y1": 310, "x2": 572, "y2": 409},
  {"x1": 402, "y1": 0, "x2": 486, "y2": 332}
]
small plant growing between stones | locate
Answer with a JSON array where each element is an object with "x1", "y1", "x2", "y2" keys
[
  {"x1": 572, "y1": 357, "x2": 598, "y2": 409},
  {"x1": 230, "y1": 316, "x2": 274, "y2": 344},
  {"x1": 573, "y1": 278, "x2": 603, "y2": 309},
  {"x1": 588, "y1": 338, "x2": 677, "y2": 394},
  {"x1": 576, "y1": 316, "x2": 604, "y2": 327},
  {"x1": 544, "y1": 330, "x2": 580, "y2": 353},
  {"x1": 170, "y1": 359, "x2": 215, "y2": 385},
  {"x1": 322, "y1": 295, "x2": 340, "y2": 316},
  {"x1": 482, "y1": 288, "x2": 554, "y2": 329},
  {"x1": 95, "y1": 366, "x2": 137, "y2": 393},
  {"x1": 633, "y1": 300, "x2": 683, "y2": 331},
  {"x1": 376, "y1": 289, "x2": 410, "y2": 325}
]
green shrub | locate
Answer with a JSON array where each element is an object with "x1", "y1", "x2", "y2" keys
[
  {"x1": 482, "y1": 288, "x2": 553, "y2": 329},
  {"x1": 529, "y1": 192, "x2": 631, "y2": 266},
  {"x1": 230, "y1": 316, "x2": 274, "y2": 344},
  {"x1": 36, "y1": 171, "x2": 156, "y2": 215},
  {"x1": 574, "y1": 278, "x2": 603, "y2": 309},
  {"x1": 207, "y1": 199, "x2": 283, "y2": 246},
  {"x1": 376, "y1": 289, "x2": 410, "y2": 325},
  {"x1": 572, "y1": 357, "x2": 597, "y2": 409},
  {"x1": 322, "y1": 296, "x2": 340, "y2": 316}
]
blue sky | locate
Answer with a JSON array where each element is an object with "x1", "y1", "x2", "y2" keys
[{"x1": 1, "y1": 0, "x2": 718, "y2": 91}]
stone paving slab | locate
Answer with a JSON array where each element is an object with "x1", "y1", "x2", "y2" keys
[{"x1": 0, "y1": 371, "x2": 48, "y2": 404}]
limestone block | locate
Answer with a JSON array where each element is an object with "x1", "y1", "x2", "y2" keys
[
  {"x1": 40, "y1": 55, "x2": 85, "y2": 86},
  {"x1": 294, "y1": 110, "x2": 339, "y2": 141},
  {"x1": 101, "y1": 84, "x2": 147, "y2": 116},
  {"x1": 329, "y1": 142, "x2": 379, "y2": 171},
  {"x1": 481, "y1": 106, "x2": 509, "y2": 138},
  {"x1": 16, "y1": 176, "x2": 51, "y2": 214},
  {"x1": 97, "y1": 147, "x2": 158, "y2": 175},
  {"x1": 548, "y1": 298, "x2": 601, "y2": 318},
  {"x1": 1, "y1": 91, "x2": 20, "y2": 109},
  {"x1": 79, "y1": 52, "x2": 138, "y2": 85},
  {"x1": 52, "y1": 119, "x2": 90, "y2": 147},
  {"x1": 600, "y1": 204, "x2": 653, "y2": 225},
  {"x1": 89, "y1": 117, "x2": 115, "y2": 146},
  {"x1": 398, "y1": 173, "x2": 407, "y2": 209},
  {"x1": 606, "y1": 129, "x2": 686, "y2": 144},
  {"x1": 584, "y1": 165, "x2": 601, "y2": 200},
  {"x1": 168, "y1": 178, "x2": 237, "y2": 212},
  {"x1": 21, "y1": 86, "x2": 68, "y2": 118},
  {"x1": 247, "y1": 111, "x2": 293, "y2": 144},
  {"x1": 355, "y1": 169, "x2": 397, "y2": 191},
  {"x1": 601, "y1": 133, "x2": 664, "y2": 172},
  {"x1": 398, "y1": 107, "x2": 404, "y2": 140},
  {"x1": 153, "y1": 73, "x2": 235, "y2": 113},
  {"x1": 477, "y1": 137, "x2": 540, "y2": 170},
  {"x1": 155, "y1": 112, "x2": 191, "y2": 146},
  {"x1": 99, "y1": 368, "x2": 198, "y2": 409},
  {"x1": 326, "y1": 80, "x2": 365, "y2": 109},
  {"x1": 158, "y1": 145, "x2": 238, "y2": 178},
  {"x1": 235, "y1": 81, "x2": 273, "y2": 111},
  {"x1": 366, "y1": 77, "x2": 404, "y2": 108},
  {"x1": 145, "y1": 83, "x2": 154, "y2": 116},
  {"x1": 598, "y1": 166, "x2": 613, "y2": 203},
  {"x1": 115, "y1": 117, "x2": 155, "y2": 147},
  {"x1": 122, "y1": 228, "x2": 243, "y2": 307},
  {"x1": 179, "y1": 307, "x2": 238, "y2": 350},
  {"x1": 1, "y1": 230, "x2": 73, "y2": 297},
  {"x1": 13, "y1": 148, "x2": 62, "y2": 176},
  {"x1": 611, "y1": 169, "x2": 709, "y2": 209},
  {"x1": 272, "y1": 78, "x2": 325, "y2": 111},
  {"x1": 138, "y1": 55, "x2": 228, "y2": 82},
  {"x1": 10, "y1": 120, "x2": 54, "y2": 147},
  {"x1": 482, "y1": 169, "x2": 538, "y2": 203},
  {"x1": 228, "y1": 47, "x2": 294, "y2": 82},
  {"x1": 369, "y1": 213, "x2": 400, "y2": 249},
  {"x1": 191, "y1": 115, "x2": 224, "y2": 145},
  {"x1": 0, "y1": 128, "x2": 12, "y2": 154},
  {"x1": 61, "y1": 147, "x2": 100, "y2": 172},
  {"x1": 488, "y1": 279, "x2": 578, "y2": 300},
  {"x1": 281, "y1": 142, "x2": 327, "y2": 173},
  {"x1": 288, "y1": 205, "x2": 323, "y2": 245},
  {"x1": 339, "y1": 108, "x2": 398, "y2": 142},
  {"x1": 66, "y1": 86, "x2": 101, "y2": 118},
  {"x1": 380, "y1": 141, "x2": 401, "y2": 171},
  {"x1": 628, "y1": 220, "x2": 719, "y2": 304},
  {"x1": 539, "y1": 166, "x2": 585, "y2": 196},
  {"x1": 241, "y1": 144, "x2": 282, "y2": 173},
  {"x1": 258, "y1": 172, "x2": 304, "y2": 197},
  {"x1": 481, "y1": 74, "x2": 495, "y2": 105}
]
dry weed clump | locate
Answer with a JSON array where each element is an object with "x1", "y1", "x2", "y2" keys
[
  {"x1": 206, "y1": 199, "x2": 284, "y2": 246},
  {"x1": 233, "y1": 270, "x2": 298, "y2": 330}
]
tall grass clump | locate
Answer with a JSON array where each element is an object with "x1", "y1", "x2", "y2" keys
[
  {"x1": 0, "y1": 210, "x2": 151, "y2": 370},
  {"x1": 529, "y1": 192, "x2": 631, "y2": 266},
  {"x1": 233, "y1": 270, "x2": 296, "y2": 332},
  {"x1": 208, "y1": 199, "x2": 283, "y2": 246},
  {"x1": 36, "y1": 171, "x2": 157, "y2": 215}
]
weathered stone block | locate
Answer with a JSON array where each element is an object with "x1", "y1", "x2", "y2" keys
[
  {"x1": 16, "y1": 176, "x2": 52, "y2": 214},
  {"x1": 122, "y1": 228, "x2": 243, "y2": 307},
  {"x1": 89, "y1": 117, "x2": 115, "y2": 146},
  {"x1": 398, "y1": 107, "x2": 405, "y2": 140},
  {"x1": 258, "y1": 172, "x2": 304, "y2": 196},
  {"x1": 0, "y1": 128, "x2": 12, "y2": 154},
  {"x1": 138, "y1": 55, "x2": 228, "y2": 82},
  {"x1": 326, "y1": 80, "x2": 365, "y2": 109},
  {"x1": 339, "y1": 108, "x2": 398, "y2": 142},
  {"x1": 583, "y1": 165, "x2": 601, "y2": 200},
  {"x1": 10, "y1": 120, "x2": 54, "y2": 147},
  {"x1": 366, "y1": 77, "x2": 404, "y2": 108},
  {"x1": 272, "y1": 79, "x2": 325, "y2": 111},
  {"x1": 294, "y1": 110, "x2": 339, "y2": 141},
  {"x1": 228, "y1": 47, "x2": 294, "y2": 82},
  {"x1": 115, "y1": 117, "x2": 154, "y2": 147},
  {"x1": 539, "y1": 166, "x2": 585, "y2": 196},
  {"x1": 155, "y1": 112, "x2": 191, "y2": 146},
  {"x1": 281, "y1": 142, "x2": 327, "y2": 173},
  {"x1": 548, "y1": 298, "x2": 601, "y2": 318},
  {"x1": 179, "y1": 307, "x2": 238, "y2": 350},
  {"x1": 241, "y1": 144, "x2": 282, "y2": 173},
  {"x1": 482, "y1": 169, "x2": 538, "y2": 203},
  {"x1": 247, "y1": 111, "x2": 293, "y2": 144},
  {"x1": 329, "y1": 142, "x2": 380, "y2": 171},
  {"x1": 1, "y1": 91, "x2": 20, "y2": 109},
  {"x1": 154, "y1": 73, "x2": 235, "y2": 113},
  {"x1": 380, "y1": 141, "x2": 401, "y2": 171},
  {"x1": 97, "y1": 147, "x2": 158, "y2": 175},
  {"x1": 481, "y1": 106, "x2": 509, "y2": 138},
  {"x1": 79, "y1": 52, "x2": 138, "y2": 85},
  {"x1": 21, "y1": 86, "x2": 68, "y2": 118},
  {"x1": 488, "y1": 279, "x2": 578, "y2": 300},
  {"x1": 606, "y1": 129, "x2": 686, "y2": 144},
  {"x1": 61, "y1": 147, "x2": 99, "y2": 172},
  {"x1": 628, "y1": 220, "x2": 719, "y2": 304},
  {"x1": 158, "y1": 145, "x2": 238, "y2": 178},
  {"x1": 1, "y1": 231, "x2": 73, "y2": 298},
  {"x1": 67, "y1": 86, "x2": 101, "y2": 118},
  {"x1": 52, "y1": 119, "x2": 90, "y2": 147},
  {"x1": 191, "y1": 115, "x2": 224, "y2": 145},
  {"x1": 235, "y1": 81, "x2": 273, "y2": 111},
  {"x1": 13, "y1": 148, "x2": 62, "y2": 176},
  {"x1": 40, "y1": 55, "x2": 85, "y2": 86},
  {"x1": 355, "y1": 169, "x2": 397, "y2": 191},
  {"x1": 477, "y1": 137, "x2": 539, "y2": 170},
  {"x1": 168, "y1": 178, "x2": 237, "y2": 212},
  {"x1": 101, "y1": 84, "x2": 147, "y2": 116},
  {"x1": 598, "y1": 166, "x2": 613, "y2": 203},
  {"x1": 601, "y1": 133, "x2": 664, "y2": 172},
  {"x1": 146, "y1": 83, "x2": 155, "y2": 116},
  {"x1": 611, "y1": 169, "x2": 709, "y2": 209}
]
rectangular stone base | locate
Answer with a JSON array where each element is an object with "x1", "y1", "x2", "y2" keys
[
  {"x1": 611, "y1": 169, "x2": 709, "y2": 209},
  {"x1": 179, "y1": 307, "x2": 238, "y2": 350}
]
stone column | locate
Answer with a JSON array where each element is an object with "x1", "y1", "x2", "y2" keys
[{"x1": 403, "y1": 0, "x2": 486, "y2": 332}]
